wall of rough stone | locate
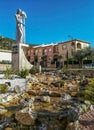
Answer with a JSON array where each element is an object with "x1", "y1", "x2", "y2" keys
[{"x1": 62, "y1": 69, "x2": 94, "y2": 78}]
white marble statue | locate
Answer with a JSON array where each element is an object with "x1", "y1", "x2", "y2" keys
[{"x1": 15, "y1": 9, "x2": 27, "y2": 43}]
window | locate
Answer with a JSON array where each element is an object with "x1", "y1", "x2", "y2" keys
[
  {"x1": 49, "y1": 57, "x2": 52, "y2": 60},
  {"x1": 62, "y1": 45, "x2": 67, "y2": 49},
  {"x1": 39, "y1": 49, "x2": 41, "y2": 52},
  {"x1": 35, "y1": 50, "x2": 38, "y2": 55},
  {"x1": 77, "y1": 43, "x2": 81, "y2": 49},
  {"x1": 44, "y1": 49, "x2": 47, "y2": 52},
  {"x1": 28, "y1": 50, "x2": 30, "y2": 55},
  {"x1": 48, "y1": 48, "x2": 52, "y2": 52},
  {"x1": 71, "y1": 42, "x2": 75, "y2": 49},
  {"x1": 62, "y1": 54, "x2": 65, "y2": 58},
  {"x1": 56, "y1": 47, "x2": 58, "y2": 51},
  {"x1": 31, "y1": 50, "x2": 33, "y2": 53},
  {"x1": 44, "y1": 49, "x2": 47, "y2": 55},
  {"x1": 39, "y1": 57, "x2": 41, "y2": 60}
]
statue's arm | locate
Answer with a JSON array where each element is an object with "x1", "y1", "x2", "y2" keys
[{"x1": 15, "y1": 14, "x2": 22, "y2": 24}]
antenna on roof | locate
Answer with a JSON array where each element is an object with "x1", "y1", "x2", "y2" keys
[{"x1": 68, "y1": 35, "x2": 73, "y2": 40}]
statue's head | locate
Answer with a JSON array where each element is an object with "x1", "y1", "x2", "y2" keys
[
  {"x1": 17, "y1": 9, "x2": 22, "y2": 14},
  {"x1": 16, "y1": 9, "x2": 27, "y2": 18}
]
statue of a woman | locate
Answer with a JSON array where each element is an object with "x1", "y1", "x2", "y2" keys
[{"x1": 15, "y1": 9, "x2": 27, "y2": 43}]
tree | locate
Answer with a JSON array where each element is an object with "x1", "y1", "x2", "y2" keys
[
  {"x1": 65, "y1": 50, "x2": 69, "y2": 68},
  {"x1": 73, "y1": 47, "x2": 92, "y2": 68},
  {"x1": 34, "y1": 55, "x2": 38, "y2": 67},
  {"x1": 53, "y1": 54, "x2": 59, "y2": 68},
  {"x1": 41, "y1": 55, "x2": 47, "y2": 69},
  {"x1": 53, "y1": 54, "x2": 63, "y2": 68},
  {"x1": 88, "y1": 47, "x2": 94, "y2": 64},
  {"x1": 74, "y1": 50, "x2": 85, "y2": 67},
  {"x1": 58, "y1": 55, "x2": 63, "y2": 68}
]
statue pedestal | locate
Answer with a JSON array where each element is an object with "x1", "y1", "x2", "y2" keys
[{"x1": 12, "y1": 43, "x2": 33, "y2": 71}]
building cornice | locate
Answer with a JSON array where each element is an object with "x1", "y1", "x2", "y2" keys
[{"x1": 58, "y1": 39, "x2": 90, "y2": 45}]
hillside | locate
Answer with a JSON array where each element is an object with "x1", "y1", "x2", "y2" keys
[
  {"x1": 0, "y1": 36, "x2": 16, "y2": 50},
  {"x1": 0, "y1": 36, "x2": 37, "y2": 50}
]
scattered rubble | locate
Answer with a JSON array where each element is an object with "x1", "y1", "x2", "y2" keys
[{"x1": 0, "y1": 72, "x2": 93, "y2": 129}]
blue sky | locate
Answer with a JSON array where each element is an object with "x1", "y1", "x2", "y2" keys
[{"x1": 0, "y1": 0, "x2": 94, "y2": 46}]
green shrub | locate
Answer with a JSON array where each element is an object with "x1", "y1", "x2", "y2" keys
[
  {"x1": 84, "y1": 85, "x2": 94, "y2": 103},
  {"x1": 58, "y1": 80, "x2": 65, "y2": 85},
  {"x1": 18, "y1": 69, "x2": 29, "y2": 78},
  {"x1": 54, "y1": 80, "x2": 65, "y2": 88},
  {"x1": 0, "y1": 84, "x2": 8, "y2": 93},
  {"x1": 79, "y1": 78, "x2": 94, "y2": 104},
  {"x1": 4, "y1": 67, "x2": 12, "y2": 79}
]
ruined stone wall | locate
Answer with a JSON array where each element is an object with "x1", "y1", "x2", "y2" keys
[{"x1": 62, "y1": 69, "x2": 94, "y2": 78}]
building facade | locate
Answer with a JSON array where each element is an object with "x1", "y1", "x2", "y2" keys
[
  {"x1": 26, "y1": 39, "x2": 90, "y2": 68},
  {"x1": 58, "y1": 39, "x2": 89, "y2": 62}
]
